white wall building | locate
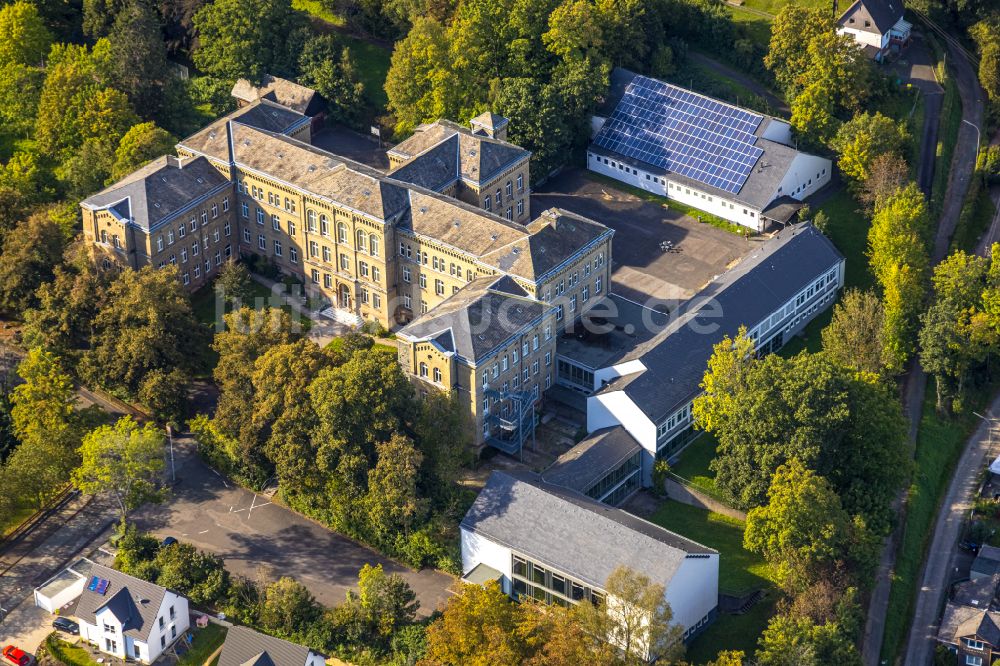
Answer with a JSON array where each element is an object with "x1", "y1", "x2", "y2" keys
[
  {"x1": 837, "y1": 0, "x2": 912, "y2": 62},
  {"x1": 461, "y1": 470, "x2": 720, "y2": 654},
  {"x1": 588, "y1": 70, "x2": 832, "y2": 231},
  {"x1": 76, "y1": 564, "x2": 190, "y2": 664},
  {"x1": 34, "y1": 558, "x2": 95, "y2": 614},
  {"x1": 549, "y1": 224, "x2": 844, "y2": 488}
]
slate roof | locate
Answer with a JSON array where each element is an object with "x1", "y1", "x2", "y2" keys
[
  {"x1": 837, "y1": 0, "x2": 904, "y2": 34},
  {"x1": 228, "y1": 123, "x2": 411, "y2": 221},
  {"x1": 231, "y1": 76, "x2": 325, "y2": 116},
  {"x1": 81, "y1": 155, "x2": 228, "y2": 232},
  {"x1": 462, "y1": 471, "x2": 716, "y2": 591},
  {"x1": 599, "y1": 223, "x2": 843, "y2": 424},
  {"x1": 543, "y1": 427, "x2": 642, "y2": 494},
  {"x1": 470, "y1": 112, "x2": 509, "y2": 134},
  {"x1": 178, "y1": 101, "x2": 310, "y2": 163},
  {"x1": 218, "y1": 626, "x2": 314, "y2": 666},
  {"x1": 397, "y1": 275, "x2": 551, "y2": 363},
  {"x1": 591, "y1": 69, "x2": 810, "y2": 210},
  {"x1": 76, "y1": 564, "x2": 170, "y2": 642},
  {"x1": 388, "y1": 120, "x2": 529, "y2": 186},
  {"x1": 972, "y1": 545, "x2": 1000, "y2": 580},
  {"x1": 939, "y1": 603, "x2": 1000, "y2": 646},
  {"x1": 953, "y1": 575, "x2": 1000, "y2": 609}
]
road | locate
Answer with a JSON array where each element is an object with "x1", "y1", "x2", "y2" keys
[
  {"x1": 891, "y1": 22, "x2": 988, "y2": 665},
  {"x1": 131, "y1": 436, "x2": 455, "y2": 616}
]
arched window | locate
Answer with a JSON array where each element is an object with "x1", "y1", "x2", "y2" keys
[
  {"x1": 307, "y1": 210, "x2": 317, "y2": 232},
  {"x1": 419, "y1": 362, "x2": 428, "y2": 378},
  {"x1": 338, "y1": 222, "x2": 347, "y2": 243},
  {"x1": 320, "y1": 214, "x2": 329, "y2": 236},
  {"x1": 369, "y1": 234, "x2": 379, "y2": 257},
  {"x1": 356, "y1": 229, "x2": 366, "y2": 251}
]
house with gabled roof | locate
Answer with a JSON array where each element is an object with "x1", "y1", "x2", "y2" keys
[
  {"x1": 217, "y1": 626, "x2": 325, "y2": 666},
  {"x1": 836, "y1": 0, "x2": 912, "y2": 61},
  {"x1": 937, "y1": 602, "x2": 1000, "y2": 665},
  {"x1": 76, "y1": 564, "x2": 190, "y2": 664}
]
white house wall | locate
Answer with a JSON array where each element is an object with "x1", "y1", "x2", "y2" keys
[
  {"x1": 838, "y1": 26, "x2": 887, "y2": 49},
  {"x1": 774, "y1": 153, "x2": 832, "y2": 202},
  {"x1": 147, "y1": 592, "x2": 190, "y2": 663},
  {"x1": 593, "y1": 360, "x2": 647, "y2": 391},
  {"x1": 586, "y1": 390, "x2": 658, "y2": 484},
  {"x1": 461, "y1": 528, "x2": 513, "y2": 595},
  {"x1": 587, "y1": 153, "x2": 764, "y2": 230},
  {"x1": 306, "y1": 652, "x2": 326, "y2": 666},
  {"x1": 664, "y1": 555, "x2": 720, "y2": 633}
]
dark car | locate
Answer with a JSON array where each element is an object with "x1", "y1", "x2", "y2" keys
[
  {"x1": 52, "y1": 618, "x2": 79, "y2": 635},
  {"x1": 161, "y1": 536, "x2": 178, "y2": 548}
]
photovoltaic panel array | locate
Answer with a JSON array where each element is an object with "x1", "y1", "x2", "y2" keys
[{"x1": 594, "y1": 76, "x2": 765, "y2": 194}]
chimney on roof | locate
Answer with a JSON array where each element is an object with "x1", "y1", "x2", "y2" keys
[{"x1": 470, "y1": 112, "x2": 509, "y2": 142}]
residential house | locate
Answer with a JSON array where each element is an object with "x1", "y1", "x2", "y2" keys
[
  {"x1": 217, "y1": 626, "x2": 325, "y2": 666},
  {"x1": 937, "y1": 603, "x2": 1000, "y2": 666},
  {"x1": 837, "y1": 0, "x2": 912, "y2": 62},
  {"x1": 76, "y1": 564, "x2": 189, "y2": 664}
]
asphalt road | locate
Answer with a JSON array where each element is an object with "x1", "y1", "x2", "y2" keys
[
  {"x1": 889, "y1": 26, "x2": 988, "y2": 665},
  {"x1": 131, "y1": 436, "x2": 455, "y2": 616}
]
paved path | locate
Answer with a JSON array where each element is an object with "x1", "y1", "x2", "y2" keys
[
  {"x1": 891, "y1": 21, "x2": 988, "y2": 665},
  {"x1": 688, "y1": 51, "x2": 790, "y2": 117},
  {"x1": 131, "y1": 436, "x2": 455, "y2": 617}
]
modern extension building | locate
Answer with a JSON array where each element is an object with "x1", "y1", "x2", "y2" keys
[
  {"x1": 461, "y1": 470, "x2": 719, "y2": 655},
  {"x1": 836, "y1": 0, "x2": 911, "y2": 62},
  {"x1": 588, "y1": 69, "x2": 832, "y2": 231},
  {"x1": 554, "y1": 223, "x2": 844, "y2": 492},
  {"x1": 76, "y1": 564, "x2": 190, "y2": 664}
]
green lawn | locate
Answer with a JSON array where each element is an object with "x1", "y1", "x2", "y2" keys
[
  {"x1": 649, "y1": 501, "x2": 780, "y2": 663},
  {"x1": 925, "y1": 33, "x2": 962, "y2": 218},
  {"x1": 291, "y1": 0, "x2": 345, "y2": 25},
  {"x1": 815, "y1": 189, "x2": 872, "y2": 291},
  {"x1": 669, "y1": 55, "x2": 781, "y2": 117},
  {"x1": 177, "y1": 623, "x2": 228, "y2": 666},
  {"x1": 879, "y1": 380, "x2": 998, "y2": 663},
  {"x1": 740, "y1": 0, "x2": 827, "y2": 15},
  {"x1": 951, "y1": 181, "x2": 997, "y2": 254},
  {"x1": 45, "y1": 635, "x2": 100, "y2": 666},
  {"x1": 1, "y1": 505, "x2": 36, "y2": 537},
  {"x1": 669, "y1": 433, "x2": 721, "y2": 498},
  {"x1": 191, "y1": 278, "x2": 311, "y2": 330},
  {"x1": 341, "y1": 35, "x2": 392, "y2": 110},
  {"x1": 728, "y1": 6, "x2": 773, "y2": 50}
]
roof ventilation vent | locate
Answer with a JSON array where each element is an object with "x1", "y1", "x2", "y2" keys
[
  {"x1": 512, "y1": 247, "x2": 519, "y2": 254},
  {"x1": 419, "y1": 207, "x2": 428, "y2": 214},
  {"x1": 308, "y1": 165, "x2": 316, "y2": 172},
  {"x1": 196, "y1": 177, "x2": 204, "y2": 184},
  {"x1": 453, "y1": 220, "x2": 460, "y2": 227},
  {"x1": 243, "y1": 139, "x2": 251, "y2": 146},
  {"x1": 491, "y1": 234, "x2": 497, "y2": 241},
  {"x1": 470, "y1": 149, "x2": 477, "y2": 156},
  {"x1": 363, "y1": 189, "x2": 371, "y2": 197},
  {"x1": 153, "y1": 203, "x2": 161, "y2": 208},
  {"x1": 209, "y1": 131, "x2": 217, "y2": 139},
  {"x1": 276, "y1": 152, "x2": 284, "y2": 159}
]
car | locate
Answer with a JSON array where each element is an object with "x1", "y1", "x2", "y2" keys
[
  {"x1": 161, "y1": 536, "x2": 178, "y2": 548},
  {"x1": 3, "y1": 645, "x2": 34, "y2": 666},
  {"x1": 52, "y1": 617, "x2": 79, "y2": 635}
]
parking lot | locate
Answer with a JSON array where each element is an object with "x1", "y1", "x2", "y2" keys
[
  {"x1": 533, "y1": 169, "x2": 762, "y2": 308},
  {"x1": 131, "y1": 437, "x2": 455, "y2": 616}
]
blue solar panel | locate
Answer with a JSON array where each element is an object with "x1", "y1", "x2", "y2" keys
[{"x1": 594, "y1": 76, "x2": 765, "y2": 194}]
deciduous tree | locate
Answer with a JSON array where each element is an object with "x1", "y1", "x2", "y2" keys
[
  {"x1": 0, "y1": 0, "x2": 52, "y2": 66},
  {"x1": 111, "y1": 122, "x2": 176, "y2": 181},
  {"x1": 821, "y1": 289, "x2": 888, "y2": 375},
  {"x1": 109, "y1": 0, "x2": 169, "y2": 115},
  {"x1": 73, "y1": 416, "x2": 166, "y2": 523},
  {"x1": 831, "y1": 111, "x2": 909, "y2": 185},
  {"x1": 0, "y1": 208, "x2": 69, "y2": 316}
]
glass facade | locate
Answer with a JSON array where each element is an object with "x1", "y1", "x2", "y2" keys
[
  {"x1": 585, "y1": 450, "x2": 642, "y2": 505},
  {"x1": 557, "y1": 358, "x2": 595, "y2": 393},
  {"x1": 511, "y1": 554, "x2": 604, "y2": 608}
]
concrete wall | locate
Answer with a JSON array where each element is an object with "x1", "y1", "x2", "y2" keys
[
  {"x1": 665, "y1": 555, "x2": 720, "y2": 634},
  {"x1": 664, "y1": 478, "x2": 747, "y2": 521},
  {"x1": 587, "y1": 391, "x2": 658, "y2": 484},
  {"x1": 775, "y1": 153, "x2": 832, "y2": 202},
  {"x1": 460, "y1": 528, "x2": 513, "y2": 595}
]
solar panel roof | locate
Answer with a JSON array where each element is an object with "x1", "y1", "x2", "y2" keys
[{"x1": 594, "y1": 75, "x2": 765, "y2": 194}]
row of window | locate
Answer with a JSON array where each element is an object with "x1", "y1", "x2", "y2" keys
[
  {"x1": 484, "y1": 197, "x2": 524, "y2": 220},
  {"x1": 511, "y1": 554, "x2": 604, "y2": 607},
  {"x1": 656, "y1": 403, "x2": 692, "y2": 441},
  {"x1": 179, "y1": 247, "x2": 231, "y2": 286},
  {"x1": 155, "y1": 198, "x2": 229, "y2": 252},
  {"x1": 481, "y1": 176, "x2": 525, "y2": 210},
  {"x1": 482, "y1": 332, "x2": 553, "y2": 388},
  {"x1": 399, "y1": 242, "x2": 478, "y2": 282},
  {"x1": 240, "y1": 181, "x2": 297, "y2": 214}
]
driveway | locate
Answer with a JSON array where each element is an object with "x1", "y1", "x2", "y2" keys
[
  {"x1": 131, "y1": 437, "x2": 455, "y2": 616},
  {"x1": 889, "y1": 33, "x2": 945, "y2": 197},
  {"x1": 688, "y1": 52, "x2": 790, "y2": 117},
  {"x1": 0, "y1": 603, "x2": 54, "y2": 651}
]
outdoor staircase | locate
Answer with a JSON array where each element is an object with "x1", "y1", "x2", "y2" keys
[{"x1": 319, "y1": 306, "x2": 363, "y2": 328}]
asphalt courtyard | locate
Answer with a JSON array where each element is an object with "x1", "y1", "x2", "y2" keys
[
  {"x1": 131, "y1": 437, "x2": 455, "y2": 617},
  {"x1": 533, "y1": 169, "x2": 760, "y2": 309}
]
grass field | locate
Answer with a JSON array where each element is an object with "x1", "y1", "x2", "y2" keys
[
  {"x1": 815, "y1": 190, "x2": 872, "y2": 290},
  {"x1": 669, "y1": 56, "x2": 780, "y2": 117},
  {"x1": 728, "y1": 5, "x2": 773, "y2": 49},
  {"x1": 951, "y1": 181, "x2": 997, "y2": 254},
  {"x1": 650, "y1": 501, "x2": 779, "y2": 662},
  {"x1": 177, "y1": 623, "x2": 228, "y2": 666},
  {"x1": 879, "y1": 381, "x2": 997, "y2": 663},
  {"x1": 669, "y1": 434, "x2": 721, "y2": 498}
]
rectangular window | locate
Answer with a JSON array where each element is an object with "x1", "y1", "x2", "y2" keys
[
  {"x1": 340, "y1": 254, "x2": 350, "y2": 270},
  {"x1": 403, "y1": 266, "x2": 411, "y2": 283},
  {"x1": 256, "y1": 208, "x2": 264, "y2": 225},
  {"x1": 222, "y1": 197, "x2": 229, "y2": 212},
  {"x1": 373, "y1": 294, "x2": 381, "y2": 308},
  {"x1": 517, "y1": 174, "x2": 524, "y2": 192},
  {"x1": 311, "y1": 269, "x2": 319, "y2": 284},
  {"x1": 290, "y1": 247, "x2": 298, "y2": 263},
  {"x1": 435, "y1": 279, "x2": 444, "y2": 295},
  {"x1": 323, "y1": 246, "x2": 331, "y2": 262},
  {"x1": 324, "y1": 273, "x2": 332, "y2": 288},
  {"x1": 258, "y1": 235, "x2": 266, "y2": 250},
  {"x1": 201, "y1": 212, "x2": 208, "y2": 226},
  {"x1": 274, "y1": 240, "x2": 282, "y2": 256},
  {"x1": 272, "y1": 215, "x2": 280, "y2": 231}
]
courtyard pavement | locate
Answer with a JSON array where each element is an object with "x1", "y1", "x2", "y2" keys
[
  {"x1": 130, "y1": 437, "x2": 455, "y2": 617},
  {"x1": 532, "y1": 168, "x2": 761, "y2": 310}
]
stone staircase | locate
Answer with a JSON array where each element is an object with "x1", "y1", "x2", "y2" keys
[{"x1": 319, "y1": 306, "x2": 362, "y2": 328}]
